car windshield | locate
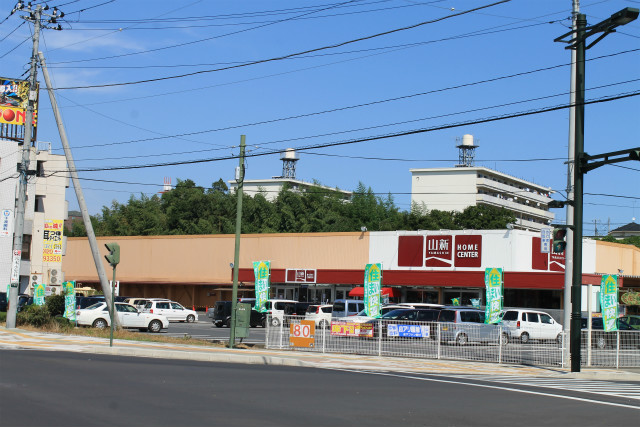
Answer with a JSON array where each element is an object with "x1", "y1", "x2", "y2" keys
[{"x1": 381, "y1": 309, "x2": 411, "y2": 320}]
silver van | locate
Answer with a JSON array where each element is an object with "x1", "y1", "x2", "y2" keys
[
  {"x1": 332, "y1": 299, "x2": 365, "y2": 318},
  {"x1": 438, "y1": 307, "x2": 502, "y2": 345}
]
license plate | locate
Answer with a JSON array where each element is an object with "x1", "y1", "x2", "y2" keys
[{"x1": 442, "y1": 326, "x2": 448, "y2": 331}]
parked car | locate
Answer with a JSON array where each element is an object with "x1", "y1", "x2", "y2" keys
[
  {"x1": 332, "y1": 299, "x2": 365, "y2": 319},
  {"x1": 438, "y1": 307, "x2": 503, "y2": 345},
  {"x1": 264, "y1": 299, "x2": 299, "y2": 327},
  {"x1": 124, "y1": 298, "x2": 170, "y2": 311},
  {"x1": 142, "y1": 300, "x2": 198, "y2": 322},
  {"x1": 581, "y1": 317, "x2": 640, "y2": 349},
  {"x1": 344, "y1": 305, "x2": 413, "y2": 324},
  {"x1": 210, "y1": 301, "x2": 265, "y2": 328},
  {"x1": 500, "y1": 309, "x2": 563, "y2": 344},
  {"x1": 76, "y1": 302, "x2": 169, "y2": 332},
  {"x1": 618, "y1": 315, "x2": 640, "y2": 330},
  {"x1": 365, "y1": 308, "x2": 441, "y2": 339},
  {"x1": 76, "y1": 295, "x2": 106, "y2": 309},
  {"x1": 17, "y1": 294, "x2": 33, "y2": 312},
  {"x1": 304, "y1": 304, "x2": 333, "y2": 328}
]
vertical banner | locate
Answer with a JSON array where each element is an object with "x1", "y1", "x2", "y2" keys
[
  {"x1": 253, "y1": 261, "x2": 271, "y2": 313},
  {"x1": 484, "y1": 268, "x2": 503, "y2": 324},
  {"x1": 63, "y1": 281, "x2": 76, "y2": 320},
  {"x1": 600, "y1": 274, "x2": 618, "y2": 331},
  {"x1": 364, "y1": 263, "x2": 382, "y2": 318},
  {"x1": 33, "y1": 283, "x2": 45, "y2": 306}
]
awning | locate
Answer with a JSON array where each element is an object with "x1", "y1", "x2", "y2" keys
[{"x1": 348, "y1": 287, "x2": 401, "y2": 298}]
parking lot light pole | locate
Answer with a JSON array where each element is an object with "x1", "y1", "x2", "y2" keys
[{"x1": 555, "y1": 7, "x2": 639, "y2": 373}]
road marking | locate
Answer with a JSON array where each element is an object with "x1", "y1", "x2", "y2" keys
[
  {"x1": 428, "y1": 374, "x2": 640, "y2": 401},
  {"x1": 328, "y1": 368, "x2": 640, "y2": 410}
]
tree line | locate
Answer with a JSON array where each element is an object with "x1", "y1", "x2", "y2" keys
[{"x1": 67, "y1": 178, "x2": 517, "y2": 237}]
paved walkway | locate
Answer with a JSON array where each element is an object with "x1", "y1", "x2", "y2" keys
[{"x1": 1, "y1": 327, "x2": 638, "y2": 382}]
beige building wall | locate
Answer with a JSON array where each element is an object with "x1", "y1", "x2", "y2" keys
[
  {"x1": 64, "y1": 232, "x2": 369, "y2": 285},
  {"x1": 595, "y1": 240, "x2": 640, "y2": 278}
]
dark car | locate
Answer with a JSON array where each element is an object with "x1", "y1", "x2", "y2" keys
[
  {"x1": 366, "y1": 309, "x2": 441, "y2": 339},
  {"x1": 211, "y1": 301, "x2": 265, "y2": 328},
  {"x1": 17, "y1": 294, "x2": 33, "y2": 312},
  {"x1": 581, "y1": 317, "x2": 640, "y2": 349},
  {"x1": 0, "y1": 292, "x2": 7, "y2": 312},
  {"x1": 76, "y1": 295, "x2": 106, "y2": 309}
]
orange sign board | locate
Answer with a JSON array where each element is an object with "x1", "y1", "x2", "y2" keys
[{"x1": 289, "y1": 320, "x2": 315, "y2": 348}]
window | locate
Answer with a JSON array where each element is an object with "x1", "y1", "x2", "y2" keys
[
  {"x1": 171, "y1": 303, "x2": 183, "y2": 310},
  {"x1": 21, "y1": 234, "x2": 31, "y2": 260},
  {"x1": 36, "y1": 160, "x2": 45, "y2": 177},
  {"x1": 502, "y1": 311, "x2": 517, "y2": 321},
  {"x1": 540, "y1": 314, "x2": 553, "y2": 324},
  {"x1": 460, "y1": 311, "x2": 481, "y2": 323},
  {"x1": 439, "y1": 310, "x2": 455, "y2": 322},
  {"x1": 526, "y1": 313, "x2": 540, "y2": 323},
  {"x1": 34, "y1": 195, "x2": 45, "y2": 213},
  {"x1": 156, "y1": 302, "x2": 170, "y2": 309}
]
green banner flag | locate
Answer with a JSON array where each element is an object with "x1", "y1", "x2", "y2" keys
[
  {"x1": 364, "y1": 263, "x2": 382, "y2": 318},
  {"x1": 63, "y1": 281, "x2": 76, "y2": 321},
  {"x1": 33, "y1": 283, "x2": 45, "y2": 306},
  {"x1": 253, "y1": 261, "x2": 271, "y2": 313},
  {"x1": 600, "y1": 274, "x2": 618, "y2": 331},
  {"x1": 484, "y1": 268, "x2": 503, "y2": 324}
]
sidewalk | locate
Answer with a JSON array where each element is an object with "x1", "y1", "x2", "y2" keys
[{"x1": 1, "y1": 326, "x2": 638, "y2": 382}]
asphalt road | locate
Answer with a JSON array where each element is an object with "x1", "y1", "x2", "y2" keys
[{"x1": 1, "y1": 350, "x2": 638, "y2": 426}]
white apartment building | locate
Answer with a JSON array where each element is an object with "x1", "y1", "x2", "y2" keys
[
  {"x1": 410, "y1": 166, "x2": 554, "y2": 231},
  {"x1": 1, "y1": 141, "x2": 68, "y2": 294},
  {"x1": 229, "y1": 178, "x2": 352, "y2": 202}
]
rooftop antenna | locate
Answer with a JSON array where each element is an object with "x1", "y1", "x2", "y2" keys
[
  {"x1": 280, "y1": 148, "x2": 299, "y2": 179},
  {"x1": 455, "y1": 134, "x2": 479, "y2": 167},
  {"x1": 159, "y1": 177, "x2": 172, "y2": 194}
]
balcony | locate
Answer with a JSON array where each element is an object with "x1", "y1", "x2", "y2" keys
[
  {"x1": 476, "y1": 193, "x2": 555, "y2": 221},
  {"x1": 476, "y1": 178, "x2": 551, "y2": 205}
]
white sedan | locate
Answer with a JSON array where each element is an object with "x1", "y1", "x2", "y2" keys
[{"x1": 76, "y1": 302, "x2": 169, "y2": 333}]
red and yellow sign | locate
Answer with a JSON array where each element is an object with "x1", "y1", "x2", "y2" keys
[
  {"x1": 330, "y1": 321, "x2": 374, "y2": 338},
  {"x1": 0, "y1": 77, "x2": 38, "y2": 127},
  {"x1": 42, "y1": 220, "x2": 63, "y2": 263}
]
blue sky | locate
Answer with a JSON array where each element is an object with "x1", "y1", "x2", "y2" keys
[{"x1": 2, "y1": 0, "x2": 639, "y2": 235}]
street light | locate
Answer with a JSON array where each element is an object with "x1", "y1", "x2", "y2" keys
[{"x1": 555, "y1": 7, "x2": 638, "y2": 373}]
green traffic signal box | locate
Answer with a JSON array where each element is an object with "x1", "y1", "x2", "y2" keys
[{"x1": 234, "y1": 303, "x2": 251, "y2": 338}]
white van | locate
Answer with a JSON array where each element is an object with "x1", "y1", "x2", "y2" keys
[
  {"x1": 501, "y1": 309, "x2": 563, "y2": 344},
  {"x1": 331, "y1": 299, "x2": 365, "y2": 319},
  {"x1": 264, "y1": 299, "x2": 298, "y2": 327}
]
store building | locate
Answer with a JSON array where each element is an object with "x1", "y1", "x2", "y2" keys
[{"x1": 62, "y1": 229, "x2": 639, "y2": 313}]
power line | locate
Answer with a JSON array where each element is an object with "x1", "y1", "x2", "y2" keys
[
  {"x1": 47, "y1": 90, "x2": 640, "y2": 173},
  {"x1": 51, "y1": 0, "x2": 513, "y2": 89}
]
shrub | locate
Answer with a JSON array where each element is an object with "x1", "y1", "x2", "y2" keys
[
  {"x1": 53, "y1": 315, "x2": 73, "y2": 330},
  {"x1": 45, "y1": 294, "x2": 66, "y2": 317},
  {"x1": 0, "y1": 312, "x2": 6, "y2": 323},
  {"x1": 17, "y1": 304, "x2": 51, "y2": 327}
]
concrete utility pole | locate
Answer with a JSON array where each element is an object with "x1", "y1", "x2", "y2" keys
[
  {"x1": 7, "y1": 4, "x2": 43, "y2": 328},
  {"x1": 38, "y1": 53, "x2": 119, "y2": 327},
  {"x1": 229, "y1": 135, "x2": 246, "y2": 348},
  {"x1": 562, "y1": 0, "x2": 579, "y2": 369}
]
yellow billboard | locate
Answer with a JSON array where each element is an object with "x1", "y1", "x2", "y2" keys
[{"x1": 0, "y1": 77, "x2": 38, "y2": 127}]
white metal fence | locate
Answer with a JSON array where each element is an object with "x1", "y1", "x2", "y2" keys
[{"x1": 265, "y1": 315, "x2": 640, "y2": 368}]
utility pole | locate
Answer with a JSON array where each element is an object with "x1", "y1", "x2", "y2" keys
[
  {"x1": 38, "y1": 52, "x2": 119, "y2": 328},
  {"x1": 562, "y1": 0, "x2": 579, "y2": 368},
  {"x1": 7, "y1": 3, "x2": 44, "y2": 328},
  {"x1": 229, "y1": 135, "x2": 246, "y2": 348}
]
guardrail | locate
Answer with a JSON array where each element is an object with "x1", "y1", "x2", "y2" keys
[{"x1": 265, "y1": 315, "x2": 640, "y2": 368}]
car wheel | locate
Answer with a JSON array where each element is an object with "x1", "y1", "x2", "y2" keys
[
  {"x1": 271, "y1": 317, "x2": 281, "y2": 327},
  {"x1": 224, "y1": 317, "x2": 231, "y2": 328},
  {"x1": 214, "y1": 323, "x2": 223, "y2": 328},
  {"x1": 261, "y1": 318, "x2": 266, "y2": 328},
  {"x1": 595, "y1": 336, "x2": 607, "y2": 349},
  {"x1": 501, "y1": 333, "x2": 509, "y2": 346},
  {"x1": 186, "y1": 314, "x2": 195, "y2": 323},
  {"x1": 148, "y1": 320, "x2": 162, "y2": 333},
  {"x1": 92, "y1": 318, "x2": 108, "y2": 329},
  {"x1": 319, "y1": 320, "x2": 329, "y2": 329},
  {"x1": 520, "y1": 332, "x2": 530, "y2": 344},
  {"x1": 456, "y1": 333, "x2": 468, "y2": 346}
]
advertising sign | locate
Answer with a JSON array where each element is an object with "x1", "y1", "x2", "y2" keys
[
  {"x1": 0, "y1": 77, "x2": 38, "y2": 127},
  {"x1": 454, "y1": 235, "x2": 482, "y2": 267},
  {"x1": 540, "y1": 228, "x2": 551, "y2": 254},
  {"x1": 289, "y1": 320, "x2": 315, "y2": 348},
  {"x1": 33, "y1": 283, "x2": 45, "y2": 306},
  {"x1": 364, "y1": 263, "x2": 382, "y2": 318},
  {"x1": 253, "y1": 260, "x2": 271, "y2": 313},
  {"x1": 63, "y1": 281, "x2": 76, "y2": 320},
  {"x1": 42, "y1": 220, "x2": 63, "y2": 263},
  {"x1": 330, "y1": 321, "x2": 374, "y2": 338},
  {"x1": 600, "y1": 275, "x2": 618, "y2": 331},
  {"x1": 425, "y1": 235, "x2": 452, "y2": 267},
  {"x1": 484, "y1": 268, "x2": 503, "y2": 324},
  {"x1": 1, "y1": 209, "x2": 12, "y2": 236},
  {"x1": 387, "y1": 324, "x2": 430, "y2": 338},
  {"x1": 10, "y1": 250, "x2": 21, "y2": 284},
  {"x1": 285, "y1": 269, "x2": 316, "y2": 283}
]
